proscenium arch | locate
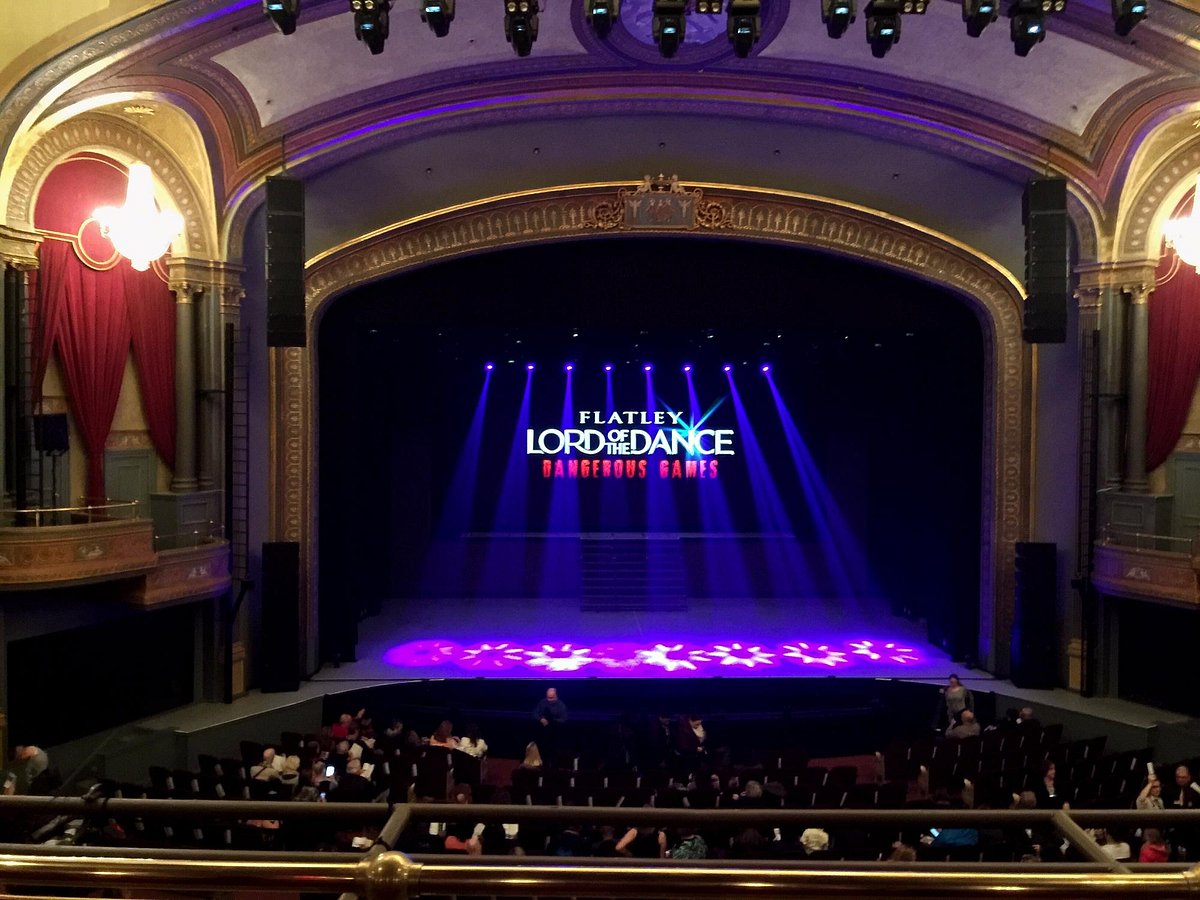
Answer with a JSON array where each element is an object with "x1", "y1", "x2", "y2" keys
[{"x1": 271, "y1": 183, "x2": 1030, "y2": 675}]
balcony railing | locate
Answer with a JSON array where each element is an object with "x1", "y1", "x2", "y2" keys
[
  {"x1": 154, "y1": 520, "x2": 224, "y2": 552},
  {"x1": 0, "y1": 499, "x2": 141, "y2": 528},
  {"x1": 0, "y1": 798, "x2": 1198, "y2": 898},
  {"x1": 1093, "y1": 527, "x2": 1200, "y2": 607}
]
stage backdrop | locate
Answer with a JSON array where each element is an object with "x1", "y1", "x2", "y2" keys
[{"x1": 318, "y1": 238, "x2": 983, "y2": 662}]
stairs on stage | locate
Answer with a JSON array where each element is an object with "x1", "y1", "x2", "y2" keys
[{"x1": 580, "y1": 536, "x2": 687, "y2": 611}]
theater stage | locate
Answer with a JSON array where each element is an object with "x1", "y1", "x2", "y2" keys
[{"x1": 311, "y1": 594, "x2": 966, "y2": 682}]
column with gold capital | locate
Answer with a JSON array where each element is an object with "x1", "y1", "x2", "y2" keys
[
  {"x1": 1124, "y1": 282, "x2": 1152, "y2": 493},
  {"x1": 169, "y1": 281, "x2": 199, "y2": 493}
]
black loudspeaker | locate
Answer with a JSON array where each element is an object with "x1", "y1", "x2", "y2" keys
[
  {"x1": 260, "y1": 541, "x2": 301, "y2": 693},
  {"x1": 33, "y1": 413, "x2": 69, "y2": 454},
  {"x1": 1022, "y1": 178, "x2": 1069, "y2": 344},
  {"x1": 266, "y1": 175, "x2": 306, "y2": 348},
  {"x1": 1011, "y1": 541, "x2": 1058, "y2": 688}
]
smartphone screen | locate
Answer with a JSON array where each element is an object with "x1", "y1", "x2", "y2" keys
[{"x1": 325, "y1": 765, "x2": 335, "y2": 777}]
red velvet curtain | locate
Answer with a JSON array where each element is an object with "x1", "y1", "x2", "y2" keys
[
  {"x1": 125, "y1": 268, "x2": 176, "y2": 469},
  {"x1": 38, "y1": 241, "x2": 131, "y2": 501},
  {"x1": 1147, "y1": 254, "x2": 1200, "y2": 471}
]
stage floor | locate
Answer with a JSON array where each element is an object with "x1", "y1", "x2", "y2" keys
[{"x1": 313, "y1": 595, "x2": 968, "y2": 681}]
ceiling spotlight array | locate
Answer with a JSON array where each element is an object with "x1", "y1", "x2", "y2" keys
[
  {"x1": 350, "y1": 0, "x2": 392, "y2": 54},
  {"x1": 585, "y1": 0, "x2": 621, "y2": 35},
  {"x1": 505, "y1": 0, "x2": 540, "y2": 55},
  {"x1": 263, "y1": 0, "x2": 300, "y2": 34},
  {"x1": 262, "y1": 0, "x2": 1144, "y2": 58},
  {"x1": 421, "y1": 0, "x2": 454, "y2": 35}
]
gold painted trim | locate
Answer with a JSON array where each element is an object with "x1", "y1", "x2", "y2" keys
[{"x1": 273, "y1": 182, "x2": 1031, "y2": 675}]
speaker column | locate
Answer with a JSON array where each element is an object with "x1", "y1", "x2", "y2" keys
[
  {"x1": 260, "y1": 541, "x2": 301, "y2": 693},
  {"x1": 1011, "y1": 541, "x2": 1058, "y2": 688},
  {"x1": 266, "y1": 176, "x2": 306, "y2": 348},
  {"x1": 1022, "y1": 178, "x2": 1070, "y2": 344}
]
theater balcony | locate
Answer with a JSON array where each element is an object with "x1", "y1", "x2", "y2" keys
[
  {"x1": 1092, "y1": 528, "x2": 1199, "y2": 609},
  {"x1": 0, "y1": 501, "x2": 230, "y2": 604}
]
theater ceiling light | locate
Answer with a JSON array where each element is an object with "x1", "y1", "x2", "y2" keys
[
  {"x1": 93, "y1": 163, "x2": 183, "y2": 272},
  {"x1": 586, "y1": 0, "x2": 620, "y2": 36},
  {"x1": 727, "y1": 0, "x2": 762, "y2": 56},
  {"x1": 653, "y1": 0, "x2": 687, "y2": 57},
  {"x1": 1112, "y1": 0, "x2": 1146, "y2": 33},
  {"x1": 263, "y1": 0, "x2": 300, "y2": 33},
  {"x1": 505, "y1": 0, "x2": 540, "y2": 55},
  {"x1": 421, "y1": 0, "x2": 455, "y2": 35},
  {"x1": 962, "y1": 0, "x2": 997, "y2": 35},
  {"x1": 350, "y1": 0, "x2": 391, "y2": 54},
  {"x1": 865, "y1": 0, "x2": 903, "y2": 56},
  {"x1": 821, "y1": 0, "x2": 856, "y2": 37},
  {"x1": 1165, "y1": 180, "x2": 1200, "y2": 268}
]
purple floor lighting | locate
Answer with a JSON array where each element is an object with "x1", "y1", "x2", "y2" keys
[{"x1": 380, "y1": 635, "x2": 924, "y2": 678}]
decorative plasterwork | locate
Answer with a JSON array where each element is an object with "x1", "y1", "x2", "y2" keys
[
  {"x1": 0, "y1": 224, "x2": 41, "y2": 267},
  {"x1": 5, "y1": 112, "x2": 211, "y2": 258},
  {"x1": 1117, "y1": 139, "x2": 1200, "y2": 259},
  {"x1": 278, "y1": 183, "x2": 1030, "y2": 674}
]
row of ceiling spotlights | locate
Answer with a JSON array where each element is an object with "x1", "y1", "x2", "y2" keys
[
  {"x1": 264, "y1": 0, "x2": 1146, "y2": 58},
  {"x1": 486, "y1": 363, "x2": 775, "y2": 372}
]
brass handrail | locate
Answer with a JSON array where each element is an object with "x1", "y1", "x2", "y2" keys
[
  {"x1": 0, "y1": 851, "x2": 1196, "y2": 899},
  {"x1": 0, "y1": 500, "x2": 141, "y2": 527}
]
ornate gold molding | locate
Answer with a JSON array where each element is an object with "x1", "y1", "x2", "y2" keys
[
  {"x1": 281, "y1": 182, "x2": 1030, "y2": 674},
  {"x1": 5, "y1": 112, "x2": 211, "y2": 258},
  {"x1": 0, "y1": 224, "x2": 41, "y2": 267}
]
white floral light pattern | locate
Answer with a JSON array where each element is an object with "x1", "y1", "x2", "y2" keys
[
  {"x1": 705, "y1": 642, "x2": 776, "y2": 668},
  {"x1": 781, "y1": 643, "x2": 849, "y2": 667},
  {"x1": 524, "y1": 643, "x2": 599, "y2": 672},
  {"x1": 383, "y1": 638, "x2": 923, "y2": 675}
]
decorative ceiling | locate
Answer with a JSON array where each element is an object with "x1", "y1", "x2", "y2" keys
[{"x1": 3, "y1": 0, "x2": 1200, "y2": 262}]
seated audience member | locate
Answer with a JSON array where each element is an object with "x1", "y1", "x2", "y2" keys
[
  {"x1": 250, "y1": 747, "x2": 284, "y2": 781},
  {"x1": 669, "y1": 825, "x2": 709, "y2": 859},
  {"x1": 12, "y1": 746, "x2": 49, "y2": 795},
  {"x1": 888, "y1": 842, "x2": 918, "y2": 862},
  {"x1": 616, "y1": 820, "x2": 667, "y2": 859},
  {"x1": 1162, "y1": 765, "x2": 1200, "y2": 809},
  {"x1": 592, "y1": 825, "x2": 621, "y2": 857},
  {"x1": 458, "y1": 724, "x2": 488, "y2": 759},
  {"x1": 946, "y1": 710, "x2": 981, "y2": 740},
  {"x1": 382, "y1": 719, "x2": 422, "y2": 753},
  {"x1": 645, "y1": 713, "x2": 677, "y2": 768},
  {"x1": 1140, "y1": 828, "x2": 1170, "y2": 863},
  {"x1": 801, "y1": 828, "x2": 831, "y2": 857},
  {"x1": 429, "y1": 720, "x2": 457, "y2": 750},
  {"x1": 1033, "y1": 761, "x2": 1066, "y2": 809},
  {"x1": 519, "y1": 742, "x2": 543, "y2": 769},
  {"x1": 331, "y1": 710, "x2": 364, "y2": 741},
  {"x1": 443, "y1": 784, "x2": 481, "y2": 854},
  {"x1": 329, "y1": 758, "x2": 376, "y2": 803},
  {"x1": 1137, "y1": 774, "x2": 1165, "y2": 810},
  {"x1": 1091, "y1": 828, "x2": 1131, "y2": 862},
  {"x1": 677, "y1": 714, "x2": 708, "y2": 767}
]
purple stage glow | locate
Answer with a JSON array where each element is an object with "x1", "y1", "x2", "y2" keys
[{"x1": 381, "y1": 637, "x2": 922, "y2": 677}]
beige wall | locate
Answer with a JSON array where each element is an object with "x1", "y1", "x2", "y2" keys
[{"x1": 39, "y1": 351, "x2": 170, "y2": 506}]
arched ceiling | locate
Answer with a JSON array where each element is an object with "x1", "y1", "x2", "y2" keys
[{"x1": 4, "y1": 0, "x2": 1200, "y2": 262}]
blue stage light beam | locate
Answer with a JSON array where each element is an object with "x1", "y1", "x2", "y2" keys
[
  {"x1": 645, "y1": 365, "x2": 680, "y2": 534},
  {"x1": 725, "y1": 367, "x2": 815, "y2": 596},
  {"x1": 542, "y1": 364, "x2": 581, "y2": 594},
  {"x1": 420, "y1": 367, "x2": 493, "y2": 595},
  {"x1": 766, "y1": 372, "x2": 871, "y2": 598},
  {"x1": 481, "y1": 366, "x2": 535, "y2": 589}
]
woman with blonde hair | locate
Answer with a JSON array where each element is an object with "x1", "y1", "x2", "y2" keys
[{"x1": 520, "y1": 742, "x2": 543, "y2": 769}]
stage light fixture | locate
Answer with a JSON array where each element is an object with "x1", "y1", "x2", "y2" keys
[
  {"x1": 586, "y1": 0, "x2": 621, "y2": 36},
  {"x1": 761, "y1": 364, "x2": 771, "y2": 373},
  {"x1": 486, "y1": 362, "x2": 495, "y2": 370},
  {"x1": 723, "y1": 364, "x2": 733, "y2": 372},
  {"x1": 504, "y1": 0, "x2": 540, "y2": 56},
  {"x1": 683, "y1": 364, "x2": 693, "y2": 373},
  {"x1": 1112, "y1": 0, "x2": 1146, "y2": 32},
  {"x1": 644, "y1": 364, "x2": 653, "y2": 372},
  {"x1": 349, "y1": 0, "x2": 391, "y2": 54},
  {"x1": 1008, "y1": 0, "x2": 1045, "y2": 54},
  {"x1": 263, "y1": 0, "x2": 300, "y2": 33},
  {"x1": 527, "y1": 363, "x2": 535, "y2": 371},
  {"x1": 696, "y1": 0, "x2": 724, "y2": 12},
  {"x1": 820, "y1": 0, "x2": 855, "y2": 37},
  {"x1": 565, "y1": 363, "x2": 575, "y2": 372},
  {"x1": 726, "y1": 0, "x2": 761, "y2": 56},
  {"x1": 865, "y1": 0, "x2": 902, "y2": 57},
  {"x1": 604, "y1": 364, "x2": 614, "y2": 371},
  {"x1": 421, "y1": 0, "x2": 455, "y2": 35},
  {"x1": 962, "y1": 0, "x2": 997, "y2": 35},
  {"x1": 652, "y1": 0, "x2": 686, "y2": 57}
]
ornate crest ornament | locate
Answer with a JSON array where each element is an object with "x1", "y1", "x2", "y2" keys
[{"x1": 623, "y1": 173, "x2": 700, "y2": 228}]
